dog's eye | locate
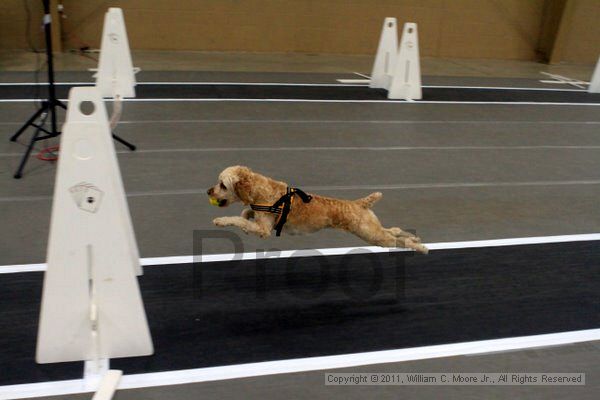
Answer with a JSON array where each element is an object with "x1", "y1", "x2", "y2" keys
[{"x1": 220, "y1": 182, "x2": 226, "y2": 190}]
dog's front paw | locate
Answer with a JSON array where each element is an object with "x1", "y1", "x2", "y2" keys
[{"x1": 213, "y1": 217, "x2": 232, "y2": 227}]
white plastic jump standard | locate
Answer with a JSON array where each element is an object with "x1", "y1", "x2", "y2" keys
[
  {"x1": 388, "y1": 23, "x2": 422, "y2": 100},
  {"x1": 369, "y1": 18, "x2": 398, "y2": 90},
  {"x1": 589, "y1": 56, "x2": 600, "y2": 93},
  {"x1": 36, "y1": 86, "x2": 153, "y2": 365},
  {"x1": 368, "y1": 19, "x2": 422, "y2": 100},
  {"x1": 96, "y1": 8, "x2": 137, "y2": 98},
  {"x1": 94, "y1": 7, "x2": 141, "y2": 265}
]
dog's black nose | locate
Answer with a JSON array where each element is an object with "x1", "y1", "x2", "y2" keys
[{"x1": 207, "y1": 188, "x2": 213, "y2": 195}]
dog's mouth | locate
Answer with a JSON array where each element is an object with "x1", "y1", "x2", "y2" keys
[{"x1": 209, "y1": 197, "x2": 228, "y2": 207}]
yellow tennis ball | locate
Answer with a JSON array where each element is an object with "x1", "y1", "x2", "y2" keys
[{"x1": 209, "y1": 197, "x2": 220, "y2": 207}]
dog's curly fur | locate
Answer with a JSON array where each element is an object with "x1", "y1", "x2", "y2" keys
[{"x1": 208, "y1": 166, "x2": 428, "y2": 254}]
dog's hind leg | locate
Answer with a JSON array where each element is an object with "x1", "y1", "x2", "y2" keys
[
  {"x1": 396, "y1": 237, "x2": 429, "y2": 254},
  {"x1": 350, "y1": 211, "x2": 428, "y2": 254}
]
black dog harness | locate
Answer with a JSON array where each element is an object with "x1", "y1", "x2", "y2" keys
[{"x1": 250, "y1": 187, "x2": 312, "y2": 236}]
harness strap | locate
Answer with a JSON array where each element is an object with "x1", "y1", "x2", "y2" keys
[
  {"x1": 249, "y1": 205, "x2": 282, "y2": 214},
  {"x1": 250, "y1": 187, "x2": 312, "y2": 236}
]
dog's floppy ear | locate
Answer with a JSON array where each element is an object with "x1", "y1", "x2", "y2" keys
[
  {"x1": 221, "y1": 174, "x2": 238, "y2": 192},
  {"x1": 221, "y1": 166, "x2": 253, "y2": 202},
  {"x1": 231, "y1": 166, "x2": 253, "y2": 201}
]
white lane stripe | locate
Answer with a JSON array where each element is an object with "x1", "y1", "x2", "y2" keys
[
  {"x1": 1, "y1": 98, "x2": 599, "y2": 106},
  {"x1": 0, "y1": 82, "x2": 366, "y2": 87},
  {"x1": 0, "y1": 263, "x2": 47, "y2": 273},
  {"x1": 2, "y1": 119, "x2": 600, "y2": 125},
  {"x1": 338, "y1": 79, "x2": 371, "y2": 84},
  {"x1": 1, "y1": 233, "x2": 599, "y2": 274},
  {"x1": 84, "y1": 119, "x2": 600, "y2": 125},
  {"x1": 353, "y1": 72, "x2": 372, "y2": 79},
  {"x1": 306, "y1": 180, "x2": 600, "y2": 191},
  {"x1": 0, "y1": 81, "x2": 588, "y2": 92},
  {"x1": 425, "y1": 85, "x2": 586, "y2": 92},
  {"x1": 3, "y1": 145, "x2": 600, "y2": 158},
  {"x1": 125, "y1": 145, "x2": 600, "y2": 151},
  {"x1": 3, "y1": 180, "x2": 600, "y2": 204},
  {"x1": 122, "y1": 99, "x2": 600, "y2": 107},
  {"x1": 337, "y1": 80, "x2": 588, "y2": 93},
  {"x1": 1, "y1": 328, "x2": 599, "y2": 400},
  {"x1": 0, "y1": 82, "x2": 92, "y2": 86},
  {"x1": 2, "y1": 180, "x2": 600, "y2": 204}
]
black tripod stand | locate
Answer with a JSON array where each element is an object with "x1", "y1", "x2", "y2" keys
[{"x1": 10, "y1": 0, "x2": 135, "y2": 179}]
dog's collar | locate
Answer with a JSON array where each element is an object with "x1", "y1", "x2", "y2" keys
[{"x1": 250, "y1": 187, "x2": 312, "y2": 236}]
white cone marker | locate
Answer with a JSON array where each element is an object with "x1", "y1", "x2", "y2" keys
[
  {"x1": 36, "y1": 87, "x2": 153, "y2": 365},
  {"x1": 96, "y1": 8, "x2": 137, "y2": 98},
  {"x1": 370, "y1": 18, "x2": 398, "y2": 90},
  {"x1": 388, "y1": 23, "x2": 422, "y2": 100}
]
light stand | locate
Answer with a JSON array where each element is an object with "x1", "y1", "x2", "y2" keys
[{"x1": 9, "y1": 0, "x2": 135, "y2": 179}]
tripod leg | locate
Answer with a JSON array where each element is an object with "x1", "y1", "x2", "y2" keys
[
  {"x1": 13, "y1": 121, "x2": 46, "y2": 179},
  {"x1": 10, "y1": 106, "x2": 46, "y2": 142},
  {"x1": 111, "y1": 133, "x2": 136, "y2": 151}
]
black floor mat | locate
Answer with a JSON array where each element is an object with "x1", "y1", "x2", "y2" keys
[{"x1": 0, "y1": 241, "x2": 598, "y2": 385}]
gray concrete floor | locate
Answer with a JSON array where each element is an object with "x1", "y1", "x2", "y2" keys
[
  {"x1": 1, "y1": 95, "x2": 599, "y2": 264},
  {"x1": 0, "y1": 50, "x2": 596, "y2": 81},
  {"x1": 1, "y1": 66, "x2": 599, "y2": 399},
  {"x1": 32, "y1": 341, "x2": 600, "y2": 400}
]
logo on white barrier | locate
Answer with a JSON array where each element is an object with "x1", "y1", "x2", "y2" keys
[
  {"x1": 70, "y1": 182, "x2": 104, "y2": 213},
  {"x1": 370, "y1": 18, "x2": 398, "y2": 90},
  {"x1": 388, "y1": 23, "x2": 422, "y2": 100},
  {"x1": 36, "y1": 87, "x2": 153, "y2": 364},
  {"x1": 96, "y1": 8, "x2": 137, "y2": 98}
]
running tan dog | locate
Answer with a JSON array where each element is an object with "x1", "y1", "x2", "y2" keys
[{"x1": 207, "y1": 166, "x2": 428, "y2": 254}]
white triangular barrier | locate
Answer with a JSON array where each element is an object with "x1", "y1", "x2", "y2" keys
[
  {"x1": 388, "y1": 23, "x2": 422, "y2": 100},
  {"x1": 369, "y1": 18, "x2": 398, "y2": 90},
  {"x1": 96, "y1": 8, "x2": 137, "y2": 98},
  {"x1": 95, "y1": 7, "x2": 140, "y2": 260},
  {"x1": 366, "y1": 19, "x2": 422, "y2": 100},
  {"x1": 589, "y1": 56, "x2": 600, "y2": 93},
  {"x1": 36, "y1": 86, "x2": 153, "y2": 364}
]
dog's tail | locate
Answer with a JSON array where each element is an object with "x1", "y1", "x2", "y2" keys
[{"x1": 355, "y1": 192, "x2": 382, "y2": 208}]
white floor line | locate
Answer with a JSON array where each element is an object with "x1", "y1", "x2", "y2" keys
[
  {"x1": 3, "y1": 145, "x2": 600, "y2": 158},
  {"x1": 0, "y1": 82, "x2": 93, "y2": 86},
  {"x1": 304, "y1": 180, "x2": 600, "y2": 191},
  {"x1": 425, "y1": 85, "x2": 586, "y2": 92},
  {"x1": 3, "y1": 119, "x2": 600, "y2": 125},
  {"x1": 2, "y1": 233, "x2": 598, "y2": 274},
  {"x1": 123, "y1": 99, "x2": 600, "y2": 106},
  {"x1": 132, "y1": 145, "x2": 600, "y2": 152},
  {"x1": 1, "y1": 328, "x2": 599, "y2": 400},
  {"x1": 94, "y1": 119, "x2": 600, "y2": 125},
  {"x1": 1, "y1": 98, "x2": 599, "y2": 106},
  {"x1": 0, "y1": 80, "x2": 591, "y2": 92},
  {"x1": 337, "y1": 80, "x2": 587, "y2": 93},
  {"x1": 0, "y1": 82, "x2": 365, "y2": 87},
  {"x1": 353, "y1": 72, "x2": 372, "y2": 79},
  {"x1": 2, "y1": 179, "x2": 600, "y2": 204},
  {"x1": 338, "y1": 78, "x2": 371, "y2": 84},
  {"x1": 539, "y1": 72, "x2": 589, "y2": 89},
  {"x1": 97, "y1": 145, "x2": 600, "y2": 154}
]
